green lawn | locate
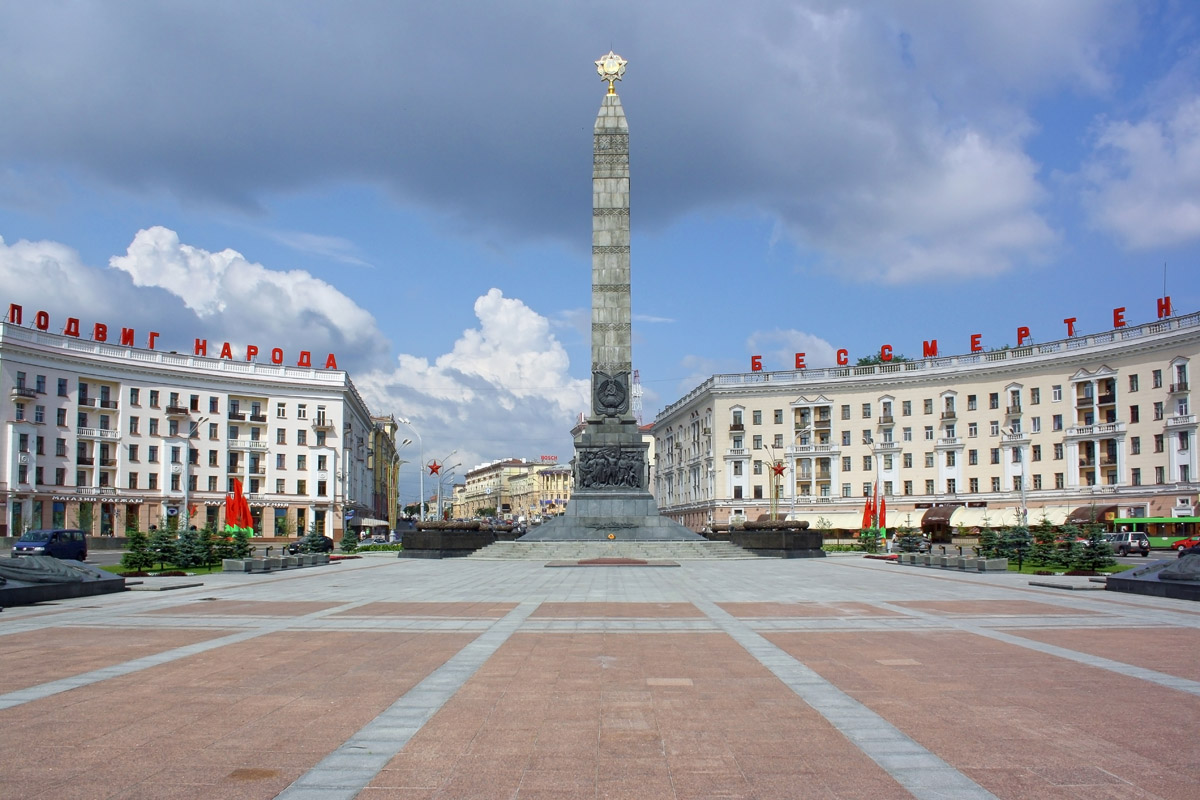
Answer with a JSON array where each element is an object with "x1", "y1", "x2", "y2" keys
[
  {"x1": 101, "y1": 563, "x2": 225, "y2": 576},
  {"x1": 1008, "y1": 562, "x2": 1135, "y2": 575}
]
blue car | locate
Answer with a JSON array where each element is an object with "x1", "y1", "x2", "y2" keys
[{"x1": 11, "y1": 528, "x2": 88, "y2": 561}]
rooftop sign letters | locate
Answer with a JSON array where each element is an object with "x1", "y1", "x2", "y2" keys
[
  {"x1": 751, "y1": 296, "x2": 1175, "y2": 372},
  {"x1": 5, "y1": 304, "x2": 338, "y2": 370}
]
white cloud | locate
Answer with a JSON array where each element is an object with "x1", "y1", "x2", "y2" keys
[
  {"x1": 1082, "y1": 96, "x2": 1200, "y2": 249},
  {"x1": 745, "y1": 329, "x2": 839, "y2": 372},
  {"x1": 353, "y1": 288, "x2": 589, "y2": 468},
  {"x1": 109, "y1": 226, "x2": 390, "y2": 369}
]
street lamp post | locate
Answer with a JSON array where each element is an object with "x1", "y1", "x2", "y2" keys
[
  {"x1": 1003, "y1": 427, "x2": 1029, "y2": 528},
  {"x1": 397, "y1": 418, "x2": 424, "y2": 520},
  {"x1": 437, "y1": 463, "x2": 461, "y2": 521}
]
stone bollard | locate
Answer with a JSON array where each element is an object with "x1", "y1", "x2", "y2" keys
[
  {"x1": 264, "y1": 557, "x2": 282, "y2": 571},
  {"x1": 247, "y1": 558, "x2": 266, "y2": 572},
  {"x1": 980, "y1": 558, "x2": 1008, "y2": 572},
  {"x1": 223, "y1": 559, "x2": 251, "y2": 572}
]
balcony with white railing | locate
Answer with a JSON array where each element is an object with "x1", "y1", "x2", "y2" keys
[
  {"x1": 228, "y1": 438, "x2": 269, "y2": 451},
  {"x1": 1166, "y1": 415, "x2": 1197, "y2": 429},
  {"x1": 77, "y1": 427, "x2": 120, "y2": 440},
  {"x1": 10, "y1": 386, "x2": 36, "y2": 399},
  {"x1": 725, "y1": 447, "x2": 748, "y2": 457},
  {"x1": 935, "y1": 437, "x2": 963, "y2": 448},
  {"x1": 1065, "y1": 422, "x2": 1127, "y2": 438},
  {"x1": 786, "y1": 443, "x2": 837, "y2": 456}
]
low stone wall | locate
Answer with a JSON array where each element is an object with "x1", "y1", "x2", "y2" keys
[
  {"x1": 399, "y1": 522, "x2": 517, "y2": 559},
  {"x1": 222, "y1": 553, "x2": 330, "y2": 572},
  {"x1": 896, "y1": 553, "x2": 1007, "y2": 572},
  {"x1": 708, "y1": 522, "x2": 824, "y2": 558}
]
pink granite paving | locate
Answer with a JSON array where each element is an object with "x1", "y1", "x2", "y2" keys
[
  {"x1": 0, "y1": 631, "x2": 473, "y2": 800},
  {"x1": 891, "y1": 599, "x2": 1099, "y2": 616},
  {"x1": 1010, "y1": 626, "x2": 1200, "y2": 682},
  {"x1": 719, "y1": 601, "x2": 905, "y2": 618},
  {"x1": 332, "y1": 602, "x2": 518, "y2": 618},
  {"x1": 530, "y1": 602, "x2": 704, "y2": 619},
  {"x1": 138, "y1": 599, "x2": 341, "y2": 616},
  {"x1": 0, "y1": 627, "x2": 230, "y2": 694},
  {"x1": 365, "y1": 632, "x2": 909, "y2": 800},
  {"x1": 769, "y1": 630, "x2": 1200, "y2": 799}
]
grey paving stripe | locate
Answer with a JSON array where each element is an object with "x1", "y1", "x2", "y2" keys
[
  {"x1": 690, "y1": 596, "x2": 999, "y2": 800},
  {"x1": 873, "y1": 600, "x2": 1200, "y2": 697},
  {"x1": 0, "y1": 599, "x2": 374, "y2": 711},
  {"x1": 274, "y1": 600, "x2": 540, "y2": 800}
]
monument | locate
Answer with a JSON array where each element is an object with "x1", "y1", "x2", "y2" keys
[{"x1": 521, "y1": 52, "x2": 703, "y2": 542}]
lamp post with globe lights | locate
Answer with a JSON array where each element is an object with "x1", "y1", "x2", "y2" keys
[{"x1": 397, "y1": 418, "x2": 424, "y2": 520}]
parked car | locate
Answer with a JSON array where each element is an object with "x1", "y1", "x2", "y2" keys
[
  {"x1": 1105, "y1": 530, "x2": 1150, "y2": 557},
  {"x1": 11, "y1": 528, "x2": 88, "y2": 561},
  {"x1": 286, "y1": 536, "x2": 334, "y2": 555},
  {"x1": 1170, "y1": 535, "x2": 1200, "y2": 552}
]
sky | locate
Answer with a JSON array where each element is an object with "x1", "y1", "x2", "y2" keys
[{"x1": 1, "y1": 1, "x2": 1199, "y2": 504}]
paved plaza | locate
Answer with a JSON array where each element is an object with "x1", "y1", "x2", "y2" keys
[{"x1": 1, "y1": 554, "x2": 1199, "y2": 800}]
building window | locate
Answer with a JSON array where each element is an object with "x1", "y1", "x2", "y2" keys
[
  {"x1": 1030, "y1": 388, "x2": 1040, "y2": 404},
  {"x1": 752, "y1": 410, "x2": 762, "y2": 425},
  {"x1": 56, "y1": 408, "x2": 66, "y2": 425},
  {"x1": 883, "y1": 454, "x2": 893, "y2": 470},
  {"x1": 903, "y1": 480, "x2": 913, "y2": 495},
  {"x1": 841, "y1": 431, "x2": 851, "y2": 446},
  {"x1": 147, "y1": 389, "x2": 158, "y2": 407},
  {"x1": 842, "y1": 456, "x2": 852, "y2": 472},
  {"x1": 774, "y1": 409, "x2": 783, "y2": 424},
  {"x1": 297, "y1": 479, "x2": 307, "y2": 494},
  {"x1": 920, "y1": 399, "x2": 931, "y2": 415},
  {"x1": 863, "y1": 455, "x2": 872, "y2": 471},
  {"x1": 988, "y1": 448, "x2": 999, "y2": 464},
  {"x1": 946, "y1": 451, "x2": 956, "y2": 467},
  {"x1": 1155, "y1": 466, "x2": 1165, "y2": 484},
  {"x1": 148, "y1": 445, "x2": 158, "y2": 462},
  {"x1": 773, "y1": 433, "x2": 783, "y2": 448},
  {"x1": 924, "y1": 452, "x2": 934, "y2": 468},
  {"x1": 924, "y1": 426, "x2": 933, "y2": 441},
  {"x1": 840, "y1": 405, "x2": 850, "y2": 420},
  {"x1": 190, "y1": 394, "x2": 200, "y2": 411},
  {"x1": 148, "y1": 418, "x2": 159, "y2": 436},
  {"x1": 1053, "y1": 443, "x2": 1063, "y2": 460},
  {"x1": 56, "y1": 438, "x2": 67, "y2": 457},
  {"x1": 990, "y1": 421, "x2": 1000, "y2": 436},
  {"x1": 57, "y1": 378, "x2": 69, "y2": 397},
  {"x1": 1131, "y1": 468, "x2": 1141, "y2": 486},
  {"x1": 15, "y1": 403, "x2": 25, "y2": 421},
  {"x1": 1129, "y1": 374, "x2": 1139, "y2": 391},
  {"x1": 1152, "y1": 369, "x2": 1162, "y2": 388},
  {"x1": 752, "y1": 485, "x2": 763, "y2": 499},
  {"x1": 207, "y1": 476, "x2": 217, "y2": 491},
  {"x1": 902, "y1": 401, "x2": 912, "y2": 416},
  {"x1": 1052, "y1": 414, "x2": 1063, "y2": 431},
  {"x1": 167, "y1": 420, "x2": 179, "y2": 436},
  {"x1": 1153, "y1": 401, "x2": 1164, "y2": 420},
  {"x1": 966, "y1": 395, "x2": 977, "y2": 411},
  {"x1": 902, "y1": 427, "x2": 912, "y2": 442},
  {"x1": 127, "y1": 444, "x2": 138, "y2": 461},
  {"x1": 862, "y1": 403, "x2": 872, "y2": 419},
  {"x1": 752, "y1": 435, "x2": 762, "y2": 450},
  {"x1": 902, "y1": 453, "x2": 912, "y2": 468},
  {"x1": 967, "y1": 422, "x2": 977, "y2": 438},
  {"x1": 1154, "y1": 434, "x2": 1164, "y2": 453},
  {"x1": 968, "y1": 449, "x2": 978, "y2": 465},
  {"x1": 946, "y1": 478, "x2": 956, "y2": 494},
  {"x1": 1032, "y1": 445, "x2": 1042, "y2": 461},
  {"x1": 276, "y1": 403, "x2": 286, "y2": 418},
  {"x1": 923, "y1": 479, "x2": 934, "y2": 494},
  {"x1": 1180, "y1": 431, "x2": 1191, "y2": 451},
  {"x1": 148, "y1": 473, "x2": 158, "y2": 490},
  {"x1": 1131, "y1": 436, "x2": 1141, "y2": 455},
  {"x1": 969, "y1": 477, "x2": 979, "y2": 493},
  {"x1": 753, "y1": 460, "x2": 762, "y2": 475},
  {"x1": 297, "y1": 404, "x2": 308, "y2": 420},
  {"x1": 297, "y1": 430, "x2": 307, "y2": 446},
  {"x1": 209, "y1": 396, "x2": 219, "y2": 413}
]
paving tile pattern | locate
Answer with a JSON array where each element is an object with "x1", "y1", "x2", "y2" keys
[{"x1": 1, "y1": 555, "x2": 1198, "y2": 799}]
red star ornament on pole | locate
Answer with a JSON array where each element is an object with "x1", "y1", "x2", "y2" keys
[
  {"x1": 428, "y1": 461, "x2": 441, "y2": 476},
  {"x1": 771, "y1": 462, "x2": 786, "y2": 477}
]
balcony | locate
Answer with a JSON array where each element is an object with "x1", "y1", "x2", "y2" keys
[
  {"x1": 99, "y1": 399, "x2": 119, "y2": 410},
  {"x1": 940, "y1": 411, "x2": 956, "y2": 420},
  {"x1": 1079, "y1": 458, "x2": 1095, "y2": 468},
  {"x1": 99, "y1": 458, "x2": 116, "y2": 468},
  {"x1": 728, "y1": 423, "x2": 744, "y2": 432},
  {"x1": 76, "y1": 456, "x2": 94, "y2": 466},
  {"x1": 1005, "y1": 405, "x2": 1022, "y2": 416},
  {"x1": 935, "y1": 437, "x2": 963, "y2": 448},
  {"x1": 249, "y1": 414, "x2": 267, "y2": 423},
  {"x1": 1075, "y1": 394, "x2": 1094, "y2": 407},
  {"x1": 880, "y1": 415, "x2": 894, "y2": 424},
  {"x1": 77, "y1": 427, "x2": 120, "y2": 441},
  {"x1": 1170, "y1": 382, "x2": 1190, "y2": 394},
  {"x1": 1166, "y1": 414, "x2": 1197, "y2": 429},
  {"x1": 166, "y1": 405, "x2": 190, "y2": 417},
  {"x1": 1065, "y1": 422, "x2": 1126, "y2": 438},
  {"x1": 77, "y1": 486, "x2": 117, "y2": 496},
  {"x1": 815, "y1": 470, "x2": 831, "y2": 480},
  {"x1": 77, "y1": 397, "x2": 97, "y2": 408},
  {"x1": 786, "y1": 443, "x2": 837, "y2": 456},
  {"x1": 228, "y1": 438, "x2": 269, "y2": 451},
  {"x1": 227, "y1": 411, "x2": 246, "y2": 421},
  {"x1": 813, "y1": 418, "x2": 831, "y2": 429},
  {"x1": 10, "y1": 386, "x2": 36, "y2": 399},
  {"x1": 725, "y1": 447, "x2": 748, "y2": 457},
  {"x1": 312, "y1": 416, "x2": 336, "y2": 431},
  {"x1": 1097, "y1": 394, "x2": 1115, "y2": 405}
]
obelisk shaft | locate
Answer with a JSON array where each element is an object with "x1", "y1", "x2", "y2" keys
[{"x1": 590, "y1": 92, "x2": 633, "y2": 420}]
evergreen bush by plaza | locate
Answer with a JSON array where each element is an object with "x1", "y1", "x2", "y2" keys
[
  {"x1": 148, "y1": 528, "x2": 178, "y2": 571},
  {"x1": 231, "y1": 529, "x2": 252, "y2": 559},
  {"x1": 1029, "y1": 515, "x2": 1063, "y2": 568},
  {"x1": 121, "y1": 529, "x2": 155, "y2": 573},
  {"x1": 174, "y1": 528, "x2": 204, "y2": 569},
  {"x1": 1001, "y1": 525, "x2": 1032, "y2": 568},
  {"x1": 1070, "y1": 521, "x2": 1116, "y2": 572},
  {"x1": 340, "y1": 532, "x2": 358, "y2": 553},
  {"x1": 299, "y1": 526, "x2": 328, "y2": 553},
  {"x1": 897, "y1": 526, "x2": 923, "y2": 553},
  {"x1": 213, "y1": 531, "x2": 236, "y2": 563},
  {"x1": 978, "y1": 526, "x2": 1001, "y2": 559}
]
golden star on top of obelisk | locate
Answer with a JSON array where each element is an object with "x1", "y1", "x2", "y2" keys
[{"x1": 595, "y1": 50, "x2": 627, "y2": 94}]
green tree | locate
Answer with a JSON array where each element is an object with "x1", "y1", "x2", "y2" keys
[
  {"x1": 299, "y1": 525, "x2": 328, "y2": 553},
  {"x1": 856, "y1": 353, "x2": 913, "y2": 366},
  {"x1": 1071, "y1": 521, "x2": 1116, "y2": 572},
  {"x1": 121, "y1": 529, "x2": 155, "y2": 572},
  {"x1": 978, "y1": 526, "x2": 1001, "y2": 559},
  {"x1": 898, "y1": 525, "x2": 923, "y2": 553},
  {"x1": 1001, "y1": 525, "x2": 1032, "y2": 568},
  {"x1": 174, "y1": 528, "x2": 204, "y2": 569},
  {"x1": 213, "y1": 531, "x2": 236, "y2": 563},
  {"x1": 196, "y1": 527, "x2": 216, "y2": 568},
  {"x1": 340, "y1": 531, "x2": 358, "y2": 553},
  {"x1": 231, "y1": 528, "x2": 252, "y2": 559},
  {"x1": 148, "y1": 528, "x2": 178, "y2": 571}
]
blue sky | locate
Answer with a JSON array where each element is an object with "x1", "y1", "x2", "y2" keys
[{"x1": 1, "y1": 1, "x2": 1199, "y2": 504}]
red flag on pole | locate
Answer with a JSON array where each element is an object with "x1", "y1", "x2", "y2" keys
[
  {"x1": 861, "y1": 494, "x2": 873, "y2": 530},
  {"x1": 871, "y1": 482, "x2": 879, "y2": 528},
  {"x1": 878, "y1": 493, "x2": 887, "y2": 530}
]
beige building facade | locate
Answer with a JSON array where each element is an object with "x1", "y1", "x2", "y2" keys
[
  {"x1": 459, "y1": 457, "x2": 573, "y2": 522},
  {"x1": 1, "y1": 321, "x2": 388, "y2": 538},
  {"x1": 651, "y1": 312, "x2": 1200, "y2": 534}
]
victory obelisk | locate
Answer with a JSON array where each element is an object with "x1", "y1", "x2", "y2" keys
[{"x1": 522, "y1": 52, "x2": 701, "y2": 541}]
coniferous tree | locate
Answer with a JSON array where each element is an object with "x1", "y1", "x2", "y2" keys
[
  {"x1": 121, "y1": 529, "x2": 155, "y2": 572},
  {"x1": 196, "y1": 527, "x2": 216, "y2": 568},
  {"x1": 340, "y1": 531, "x2": 358, "y2": 553},
  {"x1": 213, "y1": 531, "x2": 236, "y2": 562},
  {"x1": 174, "y1": 528, "x2": 203, "y2": 569},
  {"x1": 300, "y1": 525, "x2": 327, "y2": 553},
  {"x1": 1071, "y1": 521, "x2": 1116, "y2": 572},
  {"x1": 231, "y1": 528, "x2": 252, "y2": 559},
  {"x1": 1029, "y1": 514, "x2": 1060, "y2": 567},
  {"x1": 148, "y1": 528, "x2": 178, "y2": 571},
  {"x1": 898, "y1": 525, "x2": 923, "y2": 553}
]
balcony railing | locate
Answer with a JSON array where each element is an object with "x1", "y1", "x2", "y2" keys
[
  {"x1": 249, "y1": 414, "x2": 267, "y2": 423},
  {"x1": 99, "y1": 399, "x2": 118, "y2": 409},
  {"x1": 728, "y1": 423, "x2": 744, "y2": 432},
  {"x1": 76, "y1": 456, "x2": 94, "y2": 466},
  {"x1": 1005, "y1": 405, "x2": 1021, "y2": 415},
  {"x1": 1170, "y1": 382, "x2": 1190, "y2": 393},
  {"x1": 10, "y1": 386, "x2": 36, "y2": 399},
  {"x1": 99, "y1": 458, "x2": 116, "y2": 468},
  {"x1": 1097, "y1": 394, "x2": 1115, "y2": 405},
  {"x1": 228, "y1": 411, "x2": 246, "y2": 421},
  {"x1": 228, "y1": 439, "x2": 269, "y2": 451},
  {"x1": 77, "y1": 397, "x2": 97, "y2": 407},
  {"x1": 1166, "y1": 414, "x2": 1197, "y2": 428},
  {"x1": 77, "y1": 427, "x2": 120, "y2": 440},
  {"x1": 880, "y1": 415, "x2": 894, "y2": 424},
  {"x1": 166, "y1": 405, "x2": 190, "y2": 416},
  {"x1": 940, "y1": 411, "x2": 956, "y2": 420},
  {"x1": 813, "y1": 418, "x2": 831, "y2": 428},
  {"x1": 1065, "y1": 422, "x2": 1126, "y2": 437}
]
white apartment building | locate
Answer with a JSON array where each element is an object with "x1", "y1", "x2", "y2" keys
[
  {"x1": 1, "y1": 321, "x2": 383, "y2": 537},
  {"x1": 651, "y1": 311, "x2": 1200, "y2": 535}
]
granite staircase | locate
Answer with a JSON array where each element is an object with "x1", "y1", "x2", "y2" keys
[{"x1": 467, "y1": 539, "x2": 759, "y2": 561}]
